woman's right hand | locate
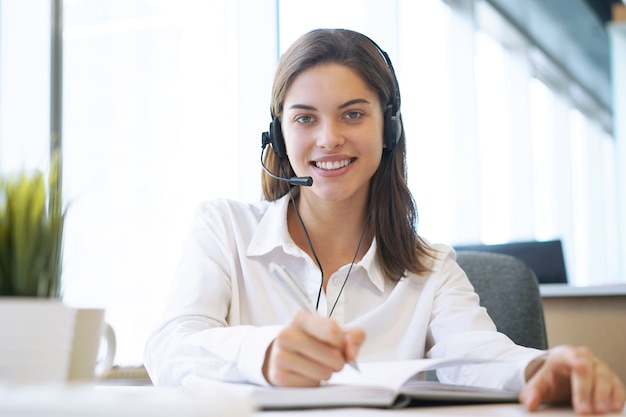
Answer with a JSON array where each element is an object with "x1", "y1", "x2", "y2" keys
[{"x1": 262, "y1": 310, "x2": 366, "y2": 387}]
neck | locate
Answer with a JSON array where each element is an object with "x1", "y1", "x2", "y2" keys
[
  {"x1": 296, "y1": 190, "x2": 369, "y2": 240},
  {"x1": 287, "y1": 191, "x2": 372, "y2": 284}
]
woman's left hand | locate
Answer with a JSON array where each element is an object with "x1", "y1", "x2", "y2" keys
[{"x1": 520, "y1": 345, "x2": 625, "y2": 415}]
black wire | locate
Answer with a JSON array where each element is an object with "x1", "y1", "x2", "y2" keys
[
  {"x1": 278, "y1": 159, "x2": 370, "y2": 317},
  {"x1": 328, "y1": 215, "x2": 369, "y2": 317},
  {"x1": 279, "y1": 160, "x2": 325, "y2": 311}
]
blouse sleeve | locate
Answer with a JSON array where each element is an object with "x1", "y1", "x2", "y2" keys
[
  {"x1": 144, "y1": 201, "x2": 279, "y2": 387},
  {"x1": 426, "y1": 247, "x2": 545, "y2": 391}
]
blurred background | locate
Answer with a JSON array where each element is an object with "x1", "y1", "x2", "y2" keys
[{"x1": 0, "y1": 0, "x2": 624, "y2": 366}]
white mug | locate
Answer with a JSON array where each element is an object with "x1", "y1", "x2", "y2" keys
[{"x1": 67, "y1": 308, "x2": 116, "y2": 381}]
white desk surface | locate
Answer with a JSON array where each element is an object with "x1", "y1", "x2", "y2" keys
[
  {"x1": 257, "y1": 404, "x2": 626, "y2": 416},
  {"x1": 1, "y1": 384, "x2": 623, "y2": 416}
]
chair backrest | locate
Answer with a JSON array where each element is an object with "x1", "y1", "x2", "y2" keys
[
  {"x1": 454, "y1": 240, "x2": 568, "y2": 284},
  {"x1": 456, "y1": 251, "x2": 548, "y2": 350}
]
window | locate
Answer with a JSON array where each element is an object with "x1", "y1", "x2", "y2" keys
[
  {"x1": 61, "y1": 0, "x2": 279, "y2": 365},
  {"x1": 0, "y1": 1, "x2": 51, "y2": 173},
  {"x1": 475, "y1": 31, "x2": 516, "y2": 244},
  {"x1": 398, "y1": 0, "x2": 460, "y2": 244}
]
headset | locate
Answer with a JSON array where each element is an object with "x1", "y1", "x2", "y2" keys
[{"x1": 261, "y1": 34, "x2": 402, "y2": 176}]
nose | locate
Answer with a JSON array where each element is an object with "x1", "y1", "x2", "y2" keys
[{"x1": 316, "y1": 119, "x2": 344, "y2": 151}]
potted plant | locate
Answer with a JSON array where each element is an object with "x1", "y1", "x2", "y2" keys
[
  {"x1": 0, "y1": 161, "x2": 63, "y2": 297},
  {"x1": 0, "y1": 154, "x2": 77, "y2": 385}
]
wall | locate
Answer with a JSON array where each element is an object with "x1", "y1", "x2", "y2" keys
[{"x1": 542, "y1": 286, "x2": 626, "y2": 384}]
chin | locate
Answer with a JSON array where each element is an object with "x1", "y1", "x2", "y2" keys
[{"x1": 309, "y1": 185, "x2": 367, "y2": 203}]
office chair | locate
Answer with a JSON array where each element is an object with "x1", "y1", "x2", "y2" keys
[
  {"x1": 454, "y1": 240, "x2": 568, "y2": 284},
  {"x1": 456, "y1": 251, "x2": 548, "y2": 350}
]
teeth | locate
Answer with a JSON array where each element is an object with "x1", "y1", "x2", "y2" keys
[{"x1": 315, "y1": 159, "x2": 351, "y2": 170}]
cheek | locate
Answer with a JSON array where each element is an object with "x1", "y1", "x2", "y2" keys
[
  {"x1": 366, "y1": 133, "x2": 385, "y2": 170},
  {"x1": 283, "y1": 131, "x2": 307, "y2": 164},
  {"x1": 370, "y1": 148, "x2": 384, "y2": 173},
  {"x1": 365, "y1": 129, "x2": 385, "y2": 157}
]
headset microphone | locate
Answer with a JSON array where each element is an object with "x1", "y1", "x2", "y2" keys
[{"x1": 260, "y1": 135, "x2": 313, "y2": 187}]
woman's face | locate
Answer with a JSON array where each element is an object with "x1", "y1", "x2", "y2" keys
[{"x1": 281, "y1": 63, "x2": 384, "y2": 204}]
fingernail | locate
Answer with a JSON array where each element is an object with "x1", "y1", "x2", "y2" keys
[{"x1": 575, "y1": 400, "x2": 591, "y2": 414}]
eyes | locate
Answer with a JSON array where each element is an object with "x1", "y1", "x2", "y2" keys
[
  {"x1": 294, "y1": 110, "x2": 364, "y2": 125},
  {"x1": 344, "y1": 111, "x2": 363, "y2": 120},
  {"x1": 295, "y1": 114, "x2": 314, "y2": 124}
]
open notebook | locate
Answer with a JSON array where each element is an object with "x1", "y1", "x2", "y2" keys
[
  {"x1": 252, "y1": 358, "x2": 518, "y2": 409},
  {"x1": 184, "y1": 357, "x2": 519, "y2": 410}
]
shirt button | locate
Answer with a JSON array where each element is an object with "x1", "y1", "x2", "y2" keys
[{"x1": 332, "y1": 276, "x2": 343, "y2": 285}]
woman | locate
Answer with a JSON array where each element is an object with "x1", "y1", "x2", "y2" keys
[{"x1": 145, "y1": 28, "x2": 624, "y2": 414}]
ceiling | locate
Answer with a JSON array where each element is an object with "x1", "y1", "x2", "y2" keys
[{"x1": 486, "y1": 0, "x2": 621, "y2": 114}]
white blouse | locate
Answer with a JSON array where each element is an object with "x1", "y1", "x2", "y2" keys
[{"x1": 144, "y1": 194, "x2": 543, "y2": 391}]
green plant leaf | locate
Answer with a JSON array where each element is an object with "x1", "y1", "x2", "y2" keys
[{"x1": 0, "y1": 157, "x2": 65, "y2": 298}]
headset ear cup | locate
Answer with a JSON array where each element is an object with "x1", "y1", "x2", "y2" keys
[
  {"x1": 269, "y1": 117, "x2": 287, "y2": 158},
  {"x1": 383, "y1": 108, "x2": 401, "y2": 151}
]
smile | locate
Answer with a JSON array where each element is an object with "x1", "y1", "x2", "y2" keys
[{"x1": 313, "y1": 159, "x2": 355, "y2": 171}]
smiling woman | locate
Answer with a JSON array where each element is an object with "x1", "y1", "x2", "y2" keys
[
  {"x1": 261, "y1": 29, "x2": 430, "y2": 284},
  {"x1": 143, "y1": 27, "x2": 625, "y2": 415}
]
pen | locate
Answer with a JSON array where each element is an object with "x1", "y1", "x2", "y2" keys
[{"x1": 268, "y1": 262, "x2": 360, "y2": 372}]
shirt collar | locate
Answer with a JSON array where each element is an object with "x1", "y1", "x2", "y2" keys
[
  {"x1": 247, "y1": 193, "x2": 386, "y2": 293},
  {"x1": 356, "y1": 237, "x2": 385, "y2": 292},
  {"x1": 247, "y1": 194, "x2": 298, "y2": 258}
]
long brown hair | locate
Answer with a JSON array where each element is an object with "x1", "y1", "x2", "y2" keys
[{"x1": 262, "y1": 28, "x2": 433, "y2": 279}]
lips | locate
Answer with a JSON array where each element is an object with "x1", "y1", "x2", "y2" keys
[{"x1": 313, "y1": 158, "x2": 355, "y2": 171}]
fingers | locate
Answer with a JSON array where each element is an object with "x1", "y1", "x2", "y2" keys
[
  {"x1": 567, "y1": 347, "x2": 625, "y2": 414},
  {"x1": 611, "y1": 376, "x2": 626, "y2": 413},
  {"x1": 567, "y1": 346, "x2": 595, "y2": 414},
  {"x1": 589, "y1": 359, "x2": 626, "y2": 414},
  {"x1": 520, "y1": 356, "x2": 569, "y2": 412},
  {"x1": 518, "y1": 387, "x2": 541, "y2": 413},
  {"x1": 342, "y1": 327, "x2": 366, "y2": 363},
  {"x1": 521, "y1": 345, "x2": 626, "y2": 415},
  {"x1": 263, "y1": 311, "x2": 365, "y2": 387}
]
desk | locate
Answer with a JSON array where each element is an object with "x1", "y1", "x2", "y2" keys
[
  {"x1": 257, "y1": 404, "x2": 625, "y2": 416},
  {"x1": 1, "y1": 385, "x2": 623, "y2": 416},
  {"x1": 540, "y1": 284, "x2": 626, "y2": 383}
]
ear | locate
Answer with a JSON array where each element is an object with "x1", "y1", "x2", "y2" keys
[
  {"x1": 269, "y1": 117, "x2": 287, "y2": 158},
  {"x1": 383, "y1": 107, "x2": 401, "y2": 151}
]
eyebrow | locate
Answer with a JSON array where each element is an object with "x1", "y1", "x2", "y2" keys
[
  {"x1": 287, "y1": 98, "x2": 372, "y2": 111},
  {"x1": 339, "y1": 98, "x2": 371, "y2": 109}
]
